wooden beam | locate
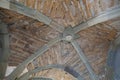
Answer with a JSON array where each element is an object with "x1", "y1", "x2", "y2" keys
[
  {"x1": 7, "y1": 36, "x2": 62, "y2": 80},
  {"x1": 0, "y1": 21, "x2": 10, "y2": 79},
  {"x1": 71, "y1": 40, "x2": 98, "y2": 80},
  {"x1": 0, "y1": 0, "x2": 65, "y2": 32},
  {"x1": 73, "y1": 5, "x2": 120, "y2": 33},
  {"x1": 17, "y1": 64, "x2": 83, "y2": 80}
]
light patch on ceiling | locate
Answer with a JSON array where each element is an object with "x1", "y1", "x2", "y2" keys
[
  {"x1": 5, "y1": 66, "x2": 16, "y2": 76},
  {"x1": 5, "y1": 66, "x2": 28, "y2": 77}
]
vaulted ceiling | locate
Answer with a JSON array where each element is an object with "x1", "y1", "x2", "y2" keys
[{"x1": 0, "y1": 0, "x2": 120, "y2": 80}]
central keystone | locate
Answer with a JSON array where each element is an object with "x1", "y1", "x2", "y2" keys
[
  {"x1": 62, "y1": 26, "x2": 76, "y2": 42},
  {"x1": 65, "y1": 35, "x2": 73, "y2": 41},
  {"x1": 62, "y1": 26, "x2": 80, "y2": 42}
]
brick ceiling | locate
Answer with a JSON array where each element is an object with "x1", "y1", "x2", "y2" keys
[{"x1": 0, "y1": 0, "x2": 120, "y2": 79}]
